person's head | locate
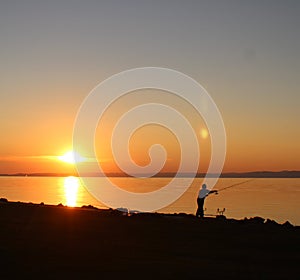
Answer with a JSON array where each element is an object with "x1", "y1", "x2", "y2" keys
[{"x1": 202, "y1": 184, "x2": 207, "y2": 189}]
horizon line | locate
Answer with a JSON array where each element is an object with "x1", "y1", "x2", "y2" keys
[{"x1": 0, "y1": 170, "x2": 300, "y2": 178}]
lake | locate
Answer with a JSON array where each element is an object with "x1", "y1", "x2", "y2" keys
[{"x1": 0, "y1": 176, "x2": 299, "y2": 225}]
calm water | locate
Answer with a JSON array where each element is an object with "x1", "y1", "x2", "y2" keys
[{"x1": 0, "y1": 176, "x2": 299, "y2": 225}]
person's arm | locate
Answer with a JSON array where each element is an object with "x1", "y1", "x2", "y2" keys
[{"x1": 209, "y1": 190, "x2": 218, "y2": 194}]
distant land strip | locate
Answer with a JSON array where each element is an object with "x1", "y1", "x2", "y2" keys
[{"x1": 0, "y1": 171, "x2": 300, "y2": 178}]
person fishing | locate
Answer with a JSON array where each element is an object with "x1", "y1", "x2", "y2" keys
[
  {"x1": 196, "y1": 184, "x2": 218, "y2": 218},
  {"x1": 195, "y1": 179, "x2": 254, "y2": 218}
]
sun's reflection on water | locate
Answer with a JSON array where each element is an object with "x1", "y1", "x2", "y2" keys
[{"x1": 64, "y1": 176, "x2": 80, "y2": 207}]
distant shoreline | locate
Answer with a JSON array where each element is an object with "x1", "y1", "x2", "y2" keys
[{"x1": 1, "y1": 170, "x2": 300, "y2": 178}]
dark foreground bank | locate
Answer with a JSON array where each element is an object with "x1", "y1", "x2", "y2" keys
[{"x1": 0, "y1": 199, "x2": 299, "y2": 279}]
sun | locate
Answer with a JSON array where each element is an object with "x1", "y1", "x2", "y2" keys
[{"x1": 58, "y1": 151, "x2": 86, "y2": 164}]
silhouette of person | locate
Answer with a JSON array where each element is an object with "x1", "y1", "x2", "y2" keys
[{"x1": 196, "y1": 184, "x2": 217, "y2": 218}]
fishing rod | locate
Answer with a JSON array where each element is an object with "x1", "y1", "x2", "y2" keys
[{"x1": 215, "y1": 179, "x2": 254, "y2": 193}]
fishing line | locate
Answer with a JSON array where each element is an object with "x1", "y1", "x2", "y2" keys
[{"x1": 216, "y1": 179, "x2": 254, "y2": 193}]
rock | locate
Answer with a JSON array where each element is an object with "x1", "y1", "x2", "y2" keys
[
  {"x1": 216, "y1": 215, "x2": 227, "y2": 221},
  {"x1": 282, "y1": 221, "x2": 294, "y2": 228},
  {"x1": 116, "y1": 208, "x2": 129, "y2": 215},
  {"x1": 265, "y1": 219, "x2": 279, "y2": 226},
  {"x1": 81, "y1": 205, "x2": 98, "y2": 210},
  {"x1": 244, "y1": 216, "x2": 265, "y2": 225}
]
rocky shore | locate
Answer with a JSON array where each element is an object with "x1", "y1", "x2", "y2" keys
[{"x1": 0, "y1": 199, "x2": 299, "y2": 279}]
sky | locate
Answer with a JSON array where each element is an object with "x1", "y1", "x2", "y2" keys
[{"x1": 0, "y1": 0, "x2": 299, "y2": 174}]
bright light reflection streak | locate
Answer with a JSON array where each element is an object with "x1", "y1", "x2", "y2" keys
[{"x1": 64, "y1": 176, "x2": 80, "y2": 207}]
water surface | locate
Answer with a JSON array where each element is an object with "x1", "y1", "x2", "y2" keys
[{"x1": 0, "y1": 177, "x2": 299, "y2": 225}]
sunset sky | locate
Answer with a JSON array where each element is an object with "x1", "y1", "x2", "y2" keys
[{"x1": 0, "y1": 0, "x2": 299, "y2": 174}]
